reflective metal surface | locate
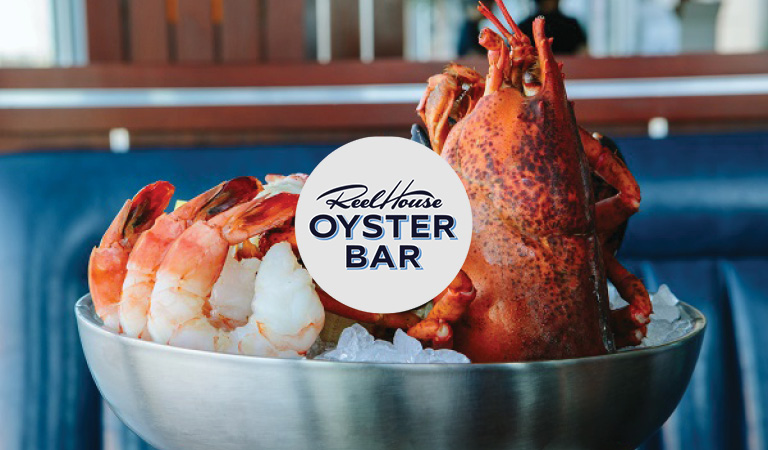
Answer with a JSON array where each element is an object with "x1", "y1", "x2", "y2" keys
[{"x1": 76, "y1": 295, "x2": 705, "y2": 450}]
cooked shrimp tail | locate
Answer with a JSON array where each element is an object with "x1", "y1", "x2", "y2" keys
[
  {"x1": 190, "y1": 176, "x2": 264, "y2": 222},
  {"x1": 100, "y1": 181, "x2": 175, "y2": 246},
  {"x1": 218, "y1": 192, "x2": 299, "y2": 244},
  {"x1": 89, "y1": 181, "x2": 174, "y2": 330}
]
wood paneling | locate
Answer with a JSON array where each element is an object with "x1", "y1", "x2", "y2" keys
[
  {"x1": 85, "y1": 0, "x2": 124, "y2": 62},
  {"x1": 554, "y1": 52, "x2": 768, "y2": 80},
  {"x1": 221, "y1": 0, "x2": 262, "y2": 62},
  {"x1": 577, "y1": 95, "x2": 768, "y2": 124},
  {"x1": 3, "y1": 53, "x2": 767, "y2": 88},
  {"x1": 374, "y1": 0, "x2": 403, "y2": 59},
  {"x1": 330, "y1": 0, "x2": 359, "y2": 60},
  {"x1": 0, "y1": 104, "x2": 412, "y2": 133},
  {"x1": 0, "y1": 60, "x2": 443, "y2": 88},
  {"x1": 128, "y1": 0, "x2": 170, "y2": 62},
  {"x1": 2, "y1": 54, "x2": 768, "y2": 152},
  {"x1": 175, "y1": 0, "x2": 215, "y2": 63},
  {"x1": 264, "y1": 0, "x2": 305, "y2": 62}
]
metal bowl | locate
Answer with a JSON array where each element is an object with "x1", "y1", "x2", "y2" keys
[{"x1": 76, "y1": 294, "x2": 705, "y2": 450}]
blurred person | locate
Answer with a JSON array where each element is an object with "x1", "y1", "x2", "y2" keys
[{"x1": 519, "y1": 0, "x2": 587, "y2": 54}]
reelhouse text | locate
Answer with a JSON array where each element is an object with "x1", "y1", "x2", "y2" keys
[{"x1": 308, "y1": 181, "x2": 458, "y2": 270}]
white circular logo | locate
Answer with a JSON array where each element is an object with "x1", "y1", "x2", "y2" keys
[{"x1": 296, "y1": 137, "x2": 472, "y2": 313}]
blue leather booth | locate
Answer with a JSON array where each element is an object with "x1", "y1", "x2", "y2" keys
[{"x1": 1, "y1": 133, "x2": 766, "y2": 449}]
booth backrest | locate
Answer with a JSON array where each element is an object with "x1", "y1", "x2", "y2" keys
[{"x1": 0, "y1": 134, "x2": 766, "y2": 450}]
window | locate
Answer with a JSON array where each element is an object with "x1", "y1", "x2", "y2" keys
[{"x1": 0, "y1": 0, "x2": 86, "y2": 67}]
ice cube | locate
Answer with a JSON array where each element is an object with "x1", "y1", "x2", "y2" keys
[
  {"x1": 642, "y1": 320, "x2": 675, "y2": 347},
  {"x1": 607, "y1": 282, "x2": 629, "y2": 309},
  {"x1": 317, "y1": 324, "x2": 470, "y2": 363},
  {"x1": 412, "y1": 348, "x2": 471, "y2": 364},
  {"x1": 649, "y1": 284, "x2": 681, "y2": 322},
  {"x1": 641, "y1": 314, "x2": 694, "y2": 348},
  {"x1": 339, "y1": 323, "x2": 374, "y2": 353},
  {"x1": 393, "y1": 329, "x2": 423, "y2": 357},
  {"x1": 609, "y1": 284, "x2": 695, "y2": 348},
  {"x1": 671, "y1": 318, "x2": 694, "y2": 340}
]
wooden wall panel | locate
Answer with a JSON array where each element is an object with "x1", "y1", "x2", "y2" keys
[
  {"x1": 2, "y1": 53, "x2": 767, "y2": 88},
  {"x1": 264, "y1": 0, "x2": 305, "y2": 62},
  {"x1": 0, "y1": 60, "x2": 446, "y2": 88},
  {"x1": 175, "y1": 0, "x2": 215, "y2": 63},
  {"x1": 2, "y1": 54, "x2": 768, "y2": 151},
  {"x1": 128, "y1": 0, "x2": 170, "y2": 62},
  {"x1": 330, "y1": 0, "x2": 359, "y2": 60},
  {"x1": 85, "y1": 0, "x2": 124, "y2": 62},
  {"x1": 0, "y1": 104, "x2": 414, "y2": 133},
  {"x1": 221, "y1": 0, "x2": 262, "y2": 62},
  {"x1": 373, "y1": 0, "x2": 403, "y2": 59},
  {"x1": 3, "y1": 54, "x2": 767, "y2": 88}
]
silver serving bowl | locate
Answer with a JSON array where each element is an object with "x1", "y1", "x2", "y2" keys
[{"x1": 76, "y1": 294, "x2": 705, "y2": 450}]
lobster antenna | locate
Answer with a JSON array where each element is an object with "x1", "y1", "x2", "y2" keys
[
  {"x1": 494, "y1": 0, "x2": 525, "y2": 37},
  {"x1": 477, "y1": 1, "x2": 513, "y2": 42}
]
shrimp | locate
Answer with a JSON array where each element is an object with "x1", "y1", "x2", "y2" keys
[
  {"x1": 147, "y1": 193, "x2": 323, "y2": 357},
  {"x1": 119, "y1": 176, "x2": 262, "y2": 339},
  {"x1": 207, "y1": 174, "x2": 307, "y2": 328},
  {"x1": 208, "y1": 248, "x2": 261, "y2": 329},
  {"x1": 88, "y1": 181, "x2": 174, "y2": 331}
]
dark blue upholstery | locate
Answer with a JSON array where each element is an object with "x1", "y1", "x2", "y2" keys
[{"x1": 0, "y1": 134, "x2": 766, "y2": 450}]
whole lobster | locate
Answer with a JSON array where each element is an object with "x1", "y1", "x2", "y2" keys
[{"x1": 407, "y1": 1, "x2": 652, "y2": 361}]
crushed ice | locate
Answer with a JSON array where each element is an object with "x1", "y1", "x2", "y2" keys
[
  {"x1": 316, "y1": 324, "x2": 470, "y2": 363},
  {"x1": 608, "y1": 283, "x2": 694, "y2": 348},
  {"x1": 316, "y1": 284, "x2": 695, "y2": 363}
]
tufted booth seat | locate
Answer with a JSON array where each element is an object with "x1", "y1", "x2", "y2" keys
[{"x1": 0, "y1": 133, "x2": 765, "y2": 450}]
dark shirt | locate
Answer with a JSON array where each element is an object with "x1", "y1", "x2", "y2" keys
[{"x1": 518, "y1": 10, "x2": 586, "y2": 55}]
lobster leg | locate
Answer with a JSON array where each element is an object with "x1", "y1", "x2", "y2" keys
[
  {"x1": 579, "y1": 128, "x2": 642, "y2": 234},
  {"x1": 605, "y1": 251, "x2": 652, "y2": 346},
  {"x1": 417, "y1": 64, "x2": 485, "y2": 154},
  {"x1": 579, "y1": 129, "x2": 651, "y2": 346},
  {"x1": 407, "y1": 270, "x2": 476, "y2": 348},
  {"x1": 580, "y1": 128, "x2": 651, "y2": 346},
  {"x1": 479, "y1": 29, "x2": 509, "y2": 95},
  {"x1": 316, "y1": 271, "x2": 476, "y2": 349},
  {"x1": 315, "y1": 288, "x2": 423, "y2": 330},
  {"x1": 417, "y1": 74, "x2": 460, "y2": 155}
]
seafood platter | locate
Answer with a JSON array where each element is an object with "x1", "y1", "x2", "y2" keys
[{"x1": 76, "y1": 3, "x2": 706, "y2": 449}]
